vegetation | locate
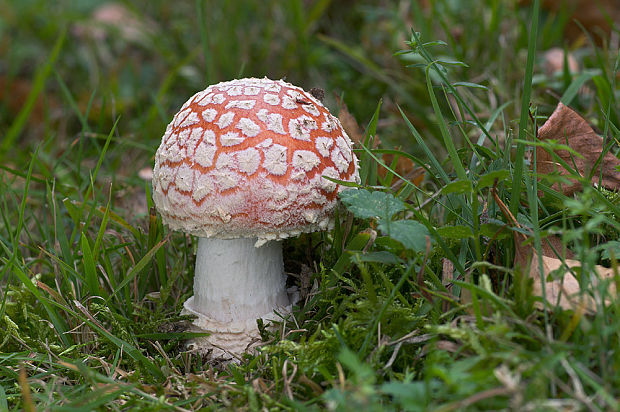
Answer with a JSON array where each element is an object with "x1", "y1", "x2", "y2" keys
[{"x1": 1, "y1": 0, "x2": 619, "y2": 409}]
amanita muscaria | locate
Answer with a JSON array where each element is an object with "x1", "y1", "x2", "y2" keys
[{"x1": 152, "y1": 77, "x2": 359, "y2": 357}]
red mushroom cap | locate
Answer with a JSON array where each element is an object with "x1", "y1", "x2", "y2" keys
[{"x1": 152, "y1": 77, "x2": 359, "y2": 241}]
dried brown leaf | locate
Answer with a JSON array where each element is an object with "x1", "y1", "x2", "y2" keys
[
  {"x1": 381, "y1": 154, "x2": 425, "y2": 188},
  {"x1": 72, "y1": 3, "x2": 155, "y2": 44},
  {"x1": 442, "y1": 258, "x2": 455, "y2": 312},
  {"x1": 335, "y1": 96, "x2": 366, "y2": 146},
  {"x1": 0, "y1": 76, "x2": 60, "y2": 128},
  {"x1": 542, "y1": 48, "x2": 579, "y2": 75},
  {"x1": 536, "y1": 102, "x2": 620, "y2": 195},
  {"x1": 335, "y1": 96, "x2": 424, "y2": 187},
  {"x1": 435, "y1": 340, "x2": 460, "y2": 353},
  {"x1": 497, "y1": 181, "x2": 616, "y2": 313},
  {"x1": 138, "y1": 167, "x2": 153, "y2": 180},
  {"x1": 534, "y1": 253, "x2": 615, "y2": 313},
  {"x1": 514, "y1": 234, "x2": 617, "y2": 313},
  {"x1": 521, "y1": 0, "x2": 619, "y2": 43},
  {"x1": 540, "y1": 234, "x2": 575, "y2": 260}
]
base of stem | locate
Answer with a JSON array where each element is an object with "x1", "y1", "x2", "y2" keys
[{"x1": 182, "y1": 290, "x2": 296, "y2": 361}]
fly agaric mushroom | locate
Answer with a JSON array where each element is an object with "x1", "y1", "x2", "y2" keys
[{"x1": 152, "y1": 77, "x2": 359, "y2": 357}]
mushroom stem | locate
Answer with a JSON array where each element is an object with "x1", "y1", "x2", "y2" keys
[{"x1": 183, "y1": 237, "x2": 290, "y2": 355}]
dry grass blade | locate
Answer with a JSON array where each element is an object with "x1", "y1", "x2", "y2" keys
[
  {"x1": 282, "y1": 359, "x2": 298, "y2": 400},
  {"x1": 436, "y1": 387, "x2": 515, "y2": 412},
  {"x1": 18, "y1": 367, "x2": 35, "y2": 412}
]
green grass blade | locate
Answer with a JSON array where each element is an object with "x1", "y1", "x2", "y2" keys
[
  {"x1": 398, "y1": 106, "x2": 449, "y2": 184},
  {"x1": 145, "y1": 183, "x2": 168, "y2": 288},
  {"x1": 70, "y1": 118, "x2": 120, "y2": 246},
  {"x1": 196, "y1": 0, "x2": 214, "y2": 82},
  {"x1": 469, "y1": 101, "x2": 512, "y2": 171},
  {"x1": 12, "y1": 150, "x2": 39, "y2": 260},
  {"x1": 0, "y1": 384, "x2": 6, "y2": 410},
  {"x1": 306, "y1": 0, "x2": 331, "y2": 30},
  {"x1": 64, "y1": 198, "x2": 141, "y2": 239},
  {"x1": 93, "y1": 191, "x2": 112, "y2": 262},
  {"x1": 57, "y1": 361, "x2": 180, "y2": 408},
  {"x1": 408, "y1": 30, "x2": 494, "y2": 144},
  {"x1": 358, "y1": 263, "x2": 415, "y2": 358},
  {"x1": 60, "y1": 384, "x2": 130, "y2": 410},
  {"x1": 70, "y1": 301, "x2": 164, "y2": 380},
  {"x1": 107, "y1": 237, "x2": 168, "y2": 302},
  {"x1": 331, "y1": 232, "x2": 371, "y2": 277},
  {"x1": 81, "y1": 232, "x2": 102, "y2": 298},
  {"x1": 510, "y1": 0, "x2": 539, "y2": 215},
  {"x1": 425, "y1": 67, "x2": 467, "y2": 181},
  {"x1": 560, "y1": 72, "x2": 595, "y2": 106},
  {"x1": 358, "y1": 100, "x2": 382, "y2": 186},
  {"x1": 53, "y1": 69, "x2": 91, "y2": 132},
  {"x1": 5, "y1": 258, "x2": 71, "y2": 346}
]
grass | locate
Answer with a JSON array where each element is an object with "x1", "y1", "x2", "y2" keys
[{"x1": 1, "y1": 0, "x2": 619, "y2": 410}]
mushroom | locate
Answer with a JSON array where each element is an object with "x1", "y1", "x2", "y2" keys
[{"x1": 152, "y1": 77, "x2": 359, "y2": 358}]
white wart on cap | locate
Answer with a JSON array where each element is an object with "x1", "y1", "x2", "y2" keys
[{"x1": 152, "y1": 77, "x2": 360, "y2": 241}]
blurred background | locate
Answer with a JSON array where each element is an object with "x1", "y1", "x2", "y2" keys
[{"x1": 0, "y1": 0, "x2": 618, "y2": 215}]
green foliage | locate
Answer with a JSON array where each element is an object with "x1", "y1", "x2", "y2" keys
[
  {"x1": 376, "y1": 220, "x2": 430, "y2": 253},
  {"x1": 340, "y1": 188, "x2": 431, "y2": 253},
  {"x1": 1, "y1": 0, "x2": 619, "y2": 410},
  {"x1": 339, "y1": 189, "x2": 406, "y2": 221}
]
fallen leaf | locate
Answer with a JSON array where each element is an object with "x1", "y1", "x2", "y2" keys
[
  {"x1": 72, "y1": 3, "x2": 155, "y2": 44},
  {"x1": 493, "y1": 185, "x2": 615, "y2": 314},
  {"x1": 138, "y1": 167, "x2": 153, "y2": 180},
  {"x1": 536, "y1": 102, "x2": 620, "y2": 195},
  {"x1": 542, "y1": 48, "x2": 579, "y2": 75},
  {"x1": 540, "y1": 233, "x2": 575, "y2": 260},
  {"x1": 335, "y1": 95, "x2": 366, "y2": 146},
  {"x1": 435, "y1": 340, "x2": 461, "y2": 353},
  {"x1": 381, "y1": 153, "x2": 425, "y2": 188},
  {"x1": 521, "y1": 0, "x2": 619, "y2": 44},
  {"x1": 335, "y1": 96, "x2": 423, "y2": 186},
  {"x1": 515, "y1": 239, "x2": 617, "y2": 313},
  {"x1": 0, "y1": 76, "x2": 60, "y2": 129},
  {"x1": 442, "y1": 258, "x2": 455, "y2": 312}
]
